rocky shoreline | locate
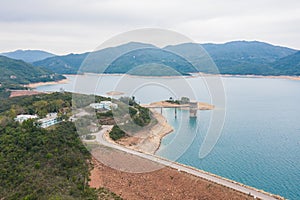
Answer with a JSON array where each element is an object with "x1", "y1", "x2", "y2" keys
[
  {"x1": 104, "y1": 108, "x2": 174, "y2": 154},
  {"x1": 25, "y1": 78, "x2": 68, "y2": 88},
  {"x1": 103, "y1": 101, "x2": 214, "y2": 154}
]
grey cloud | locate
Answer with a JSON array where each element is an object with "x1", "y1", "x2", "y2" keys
[{"x1": 0, "y1": 0, "x2": 299, "y2": 54}]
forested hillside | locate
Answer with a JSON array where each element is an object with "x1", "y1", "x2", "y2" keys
[
  {"x1": 270, "y1": 51, "x2": 300, "y2": 75},
  {"x1": 0, "y1": 55, "x2": 64, "y2": 85},
  {"x1": 33, "y1": 41, "x2": 299, "y2": 76},
  {"x1": 0, "y1": 92, "x2": 121, "y2": 200}
]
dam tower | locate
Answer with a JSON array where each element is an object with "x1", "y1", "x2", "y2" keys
[{"x1": 189, "y1": 101, "x2": 198, "y2": 118}]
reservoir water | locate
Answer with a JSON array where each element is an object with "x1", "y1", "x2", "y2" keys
[{"x1": 37, "y1": 74, "x2": 300, "y2": 199}]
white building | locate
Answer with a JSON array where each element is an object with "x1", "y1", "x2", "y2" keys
[
  {"x1": 14, "y1": 114, "x2": 38, "y2": 123},
  {"x1": 90, "y1": 101, "x2": 118, "y2": 110},
  {"x1": 89, "y1": 103, "x2": 103, "y2": 109},
  {"x1": 38, "y1": 113, "x2": 60, "y2": 128}
]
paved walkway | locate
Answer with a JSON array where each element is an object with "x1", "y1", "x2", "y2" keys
[{"x1": 88, "y1": 127, "x2": 279, "y2": 200}]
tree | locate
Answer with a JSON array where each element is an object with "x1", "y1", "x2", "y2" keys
[
  {"x1": 49, "y1": 99, "x2": 64, "y2": 112},
  {"x1": 11, "y1": 105, "x2": 25, "y2": 115},
  {"x1": 33, "y1": 100, "x2": 48, "y2": 117},
  {"x1": 109, "y1": 125, "x2": 126, "y2": 141},
  {"x1": 181, "y1": 97, "x2": 190, "y2": 104}
]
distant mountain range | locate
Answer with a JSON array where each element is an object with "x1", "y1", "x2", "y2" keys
[
  {"x1": 165, "y1": 41, "x2": 298, "y2": 75},
  {"x1": 1, "y1": 50, "x2": 55, "y2": 63},
  {"x1": 3, "y1": 41, "x2": 300, "y2": 76},
  {"x1": 33, "y1": 42, "x2": 157, "y2": 74},
  {"x1": 33, "y1": 52, "x2": 88, "y2": 74},
  {"x1": 0, "y1": 55, "x2": 64, "y2": 85}
]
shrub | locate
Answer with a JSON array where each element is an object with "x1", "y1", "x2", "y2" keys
[{"x1": 109, "y1": 125, "x2": 126, "y2": 141}]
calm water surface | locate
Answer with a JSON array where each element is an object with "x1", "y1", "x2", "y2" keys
[{"x1": 37, "y1": 75, "x2": 300, "y2": 199}]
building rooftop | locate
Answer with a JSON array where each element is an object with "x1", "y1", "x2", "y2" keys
[
  {"x1": 38, "y1": 113, "x2": 58, "y2": 123},
  {"x1": 14, "y1": 114, "x2": 38, "y2": 123}
]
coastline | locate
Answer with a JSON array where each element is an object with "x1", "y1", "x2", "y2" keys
[
  {"x1": 92, "y1": 117, "x2": 284, "y2": 200},
  {"x1": 28, "y1": 73, "x2": 300, "y2": 89},
  {"x1": 89, "y1": 102, "x2": 284, "y2": 199},
  {"x1": 142, "y1": 101, "x2": 215, "y2": 110},
  {"x1": 219, "y1": 74, "x2": 300, "y2": 81},
  {"x1": 81, "y1": 72, "x2": 300, "y2": 81},
  {"x1": 102, "y1": 99, "x2": 214, "y2": 153},
  {"x1": 106, "y1": 91, "x2": 125, "y2": 96},
  {"x1": 104, "y1": 108, "x2": 174, "y2": 154},
  {"x1": 89, "y1": 156, "x2": 266, "y2": 200},
  {"x1": 101, "y1": 101, "x2": 214, "y2": 154},
  {"x1": 25, "y1": 78, "x2": 69, "y2": 88}
]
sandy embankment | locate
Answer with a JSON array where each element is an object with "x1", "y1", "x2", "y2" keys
[
  {"x1": 25, "y1": 78, "x2": 69, "y2": 88},
  {"x1": 255, "y1": 75, "x2": 300, "y2": 81},
  {"x1": 106, "y1": 91, "x2": 125, "y2": 96},
  {"x1": 83, "y1": 72, "x2": 300, "y2": 81},
  {"x1": 191, "y1": 72, "x2": 300, "y2": 81},
  {"x1": 104, "y1": 109, "x2": 174, "y2": 154},
  {"x1": 197, "y1": 102, "x2": 215, "y2": 110},
  {"x1": 143, "y1": 101, "x2": 215, "y2": 110},
  {"x1": 103, "y1": 101, "x2": 214, "y2": 154}
]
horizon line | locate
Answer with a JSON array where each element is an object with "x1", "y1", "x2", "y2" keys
[{"x1": 1, "y1": 39, "x2": 299, "y2": 56}]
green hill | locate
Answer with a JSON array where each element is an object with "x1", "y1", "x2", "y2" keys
[
  {"x1": 0, "y1": 55, "x2": 64, "y2": 85},
  {"x1": 33, "y1": 41, "x2": 299, "y2": 76},
  {"x1": 33, "y1": 42, "x2": 155, "y2": 74},
  {"x1": 165, "y1": 41, "x2": 297, "y2": 75},
  {"x1": 164, "y1": 43, "x2": 221, "y2": 74},
  {"x1": 33, "y1": 53, "x2": 89, "y2": 74},
  {"x1": 203, "y1": 41, "x2": 295, "y2": 63},
  {"x1": 203, "y1": 41, "x2": 296, "y2": 75},
  {"x1": 81, "y1": 42, "x2": 156, "y2": 73},
  {"x1": 106, "y1": 48, "x2": 196, "y2": 76},
  {"x1": 0, "y1": 92, "x2": 122, "y2": 199},
  {"x1": 270, "y1": 51, "x2": 300, "y2": 75}
]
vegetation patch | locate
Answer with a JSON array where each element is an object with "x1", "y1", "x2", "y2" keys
[
  {"x1": 109, "y1": 125, "x2": 127, "y2": 141},
  {"x1": 0, "y1": 92, "x2": 122, "y2": 199},
  {"x1": 165, "y1": 97, "x2": 190, "y2": 105}
]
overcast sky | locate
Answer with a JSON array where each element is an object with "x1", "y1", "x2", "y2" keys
[{"x1": 0, "y1": 0, "x2": 299, "y2": 55}]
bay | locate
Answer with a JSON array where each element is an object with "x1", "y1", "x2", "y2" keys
[{"x1": 37, "y1": 74, "x2": 300, "y2": 199}]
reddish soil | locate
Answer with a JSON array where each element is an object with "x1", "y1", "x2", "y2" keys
[
  {"x1": 89, "y1": 146, "x2": 255, "y2": 200},
  {"x1": 9, "y1": 90, "x2": 44, "y2": 98}
]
